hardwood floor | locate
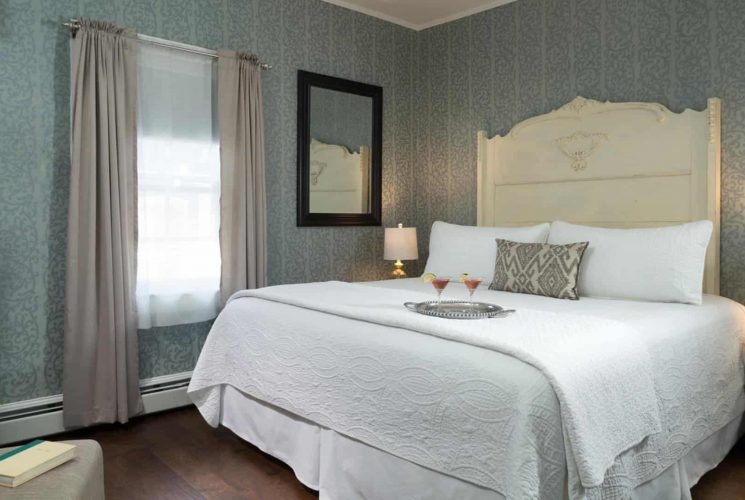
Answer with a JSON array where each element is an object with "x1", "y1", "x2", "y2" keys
[
  {"x1": 57, "y1": 407, "x2": 744, "y2": 499},
  {"x1": 59, "y1": 407, "x2": 316, "y2": 500}
]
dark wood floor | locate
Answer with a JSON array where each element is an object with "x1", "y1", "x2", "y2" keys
[
  {"x1": 59, "y1": 407, "x2": 316, "y2": 500},
  {"x1": 57, "y1": 406, "x2": 744, "y2": 499}
]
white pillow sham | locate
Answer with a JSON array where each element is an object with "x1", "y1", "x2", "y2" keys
[
  {"x1": 547, "y1": 220, "x2": 713, "y2": 305},
  {"x1": 423, "y1": 221, "x2": 550, "y2": 279}
]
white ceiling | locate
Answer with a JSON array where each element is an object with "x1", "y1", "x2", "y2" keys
[{"x1": 321, "y1": 0, "x2": 517, "y2": 31}]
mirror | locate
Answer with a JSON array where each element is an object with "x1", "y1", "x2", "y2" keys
[{"x1": 297, "y1": 71, "x2": 382, "y2": 226}]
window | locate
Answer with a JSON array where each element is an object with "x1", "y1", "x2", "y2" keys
[{"x1": 135, "y1": 42, "x2": 221, "y2": 329}]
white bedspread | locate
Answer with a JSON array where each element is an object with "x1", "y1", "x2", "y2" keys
[
  {"x1": 188, "y1": 280, "x2": 745, "y2": 499},
  {"x1": 236, "y1": 281, "x2": 660, "y2": 487}
]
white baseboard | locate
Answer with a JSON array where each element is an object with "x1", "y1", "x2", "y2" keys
[
  {"x1": 0, "y1": 372, "x2": 193, "y2": 446},
  {"x1": 141, "y1": 383, "x2": 193, "y2": 414},
  {"x1": 0, "y1": 407, "x2": 64, "y2": 447}
]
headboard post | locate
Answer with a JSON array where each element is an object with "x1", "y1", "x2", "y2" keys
[
  {"x1": 476, "y1": 96, "x2": 722, "y2": 295},
  {"x1": 476, "y1": 130, "x2": 487, "y2": 226},
  {"x1": 706, "y1": 97, "x2": 721, "y2": 294}
]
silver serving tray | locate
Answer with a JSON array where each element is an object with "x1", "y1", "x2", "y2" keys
[{"x1": 404, "y1": 300, "x2": 513, "y2": 319}]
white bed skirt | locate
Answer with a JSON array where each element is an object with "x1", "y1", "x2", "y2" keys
[{"x1": 219, "y1": 385, "x2": 744, "y2": 500}]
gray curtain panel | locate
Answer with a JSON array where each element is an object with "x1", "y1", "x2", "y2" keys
[
  {"x1": 64, "y1": 19, "x2": 143, "y2": 427},
  {"x1": 218, "y1": 51, "x2": 268, "y2": 306}
]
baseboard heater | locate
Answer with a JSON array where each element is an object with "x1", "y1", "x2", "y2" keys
[{"x1": 0, "y1": 371, "x2": 193, "y2": 446}]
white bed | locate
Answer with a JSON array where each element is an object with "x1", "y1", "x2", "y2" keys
[{"x1": 188, "y1": 97, "x2": 745, "y2": 500}]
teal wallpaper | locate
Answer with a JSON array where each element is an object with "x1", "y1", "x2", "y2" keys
[
  {"x1": 4, "y1": 0, "x2": 745, "y2": 406},
  {"x1": 310, "y1": 87, "x2": 373, "y2": 153},
  {"x1": 413, "y1": 0, "x2": 745, "y2": 305},
  {"x1": 0, "y1": 0, "x2": 417, "y2": 404}
]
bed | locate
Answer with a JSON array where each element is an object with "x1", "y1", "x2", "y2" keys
[{"x1": 188, "y1": 97, "x2": 745, "y2": 500}]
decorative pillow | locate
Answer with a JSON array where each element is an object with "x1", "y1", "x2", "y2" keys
[
  {"x1": 489, "y1": 239, "x2": 589, "y2": 300},
  {"x1": 547, "y1": 220, "x2": 713, "y2": 305},
  {"x1": 423, "y1": 221, "x2": 550, "y2": 279}
]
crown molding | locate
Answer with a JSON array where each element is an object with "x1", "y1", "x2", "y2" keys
[
  {"x1": 415, "y1": 0, "x2": 519, "y2": 30},
  {"x1": 321, "y1": 0, "x2": 420, "y2": 30},
  {"x1": 320, "y1": 0, "x2": 518, "y2": 31}
]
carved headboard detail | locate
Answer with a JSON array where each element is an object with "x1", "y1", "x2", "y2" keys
[
  {"x1": 477, "y1": 96, "x2": 722, "y2": 294},
  {"x1": 309, "y1": 138, "x2": 370, "y2": 214}
]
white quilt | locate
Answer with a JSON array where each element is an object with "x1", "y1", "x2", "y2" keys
[
  {"x1": 188, "y1": 280, "x2": 745, "y2": 499},
  {"x1": 234, "y1": 281, "x2": 660, "y2": 487}
]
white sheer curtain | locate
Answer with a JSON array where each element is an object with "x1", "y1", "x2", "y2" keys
[{"x1": 136, "y1": 42, "x2": 221, "y2": 329}]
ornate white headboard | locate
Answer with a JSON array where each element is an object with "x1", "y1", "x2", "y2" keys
[
  {"x1": 477, "y1": 96, "x2": 721, "y2": 294},
  {"x1": 309, "y1": 138, "x2": 370, "y2": 213}
]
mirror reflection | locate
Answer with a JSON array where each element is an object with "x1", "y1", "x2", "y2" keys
[{"x1": 308, "y1": 87, "x2": 373, "y2": 214}]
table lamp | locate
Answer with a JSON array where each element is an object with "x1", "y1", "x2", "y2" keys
[{"x1": 384, "y1": 223, "x2": 418, "y2": 278}]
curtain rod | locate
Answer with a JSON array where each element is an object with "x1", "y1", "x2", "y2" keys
[{"x1": 62, "y1": 19, "x2": 272, "y2": 70}]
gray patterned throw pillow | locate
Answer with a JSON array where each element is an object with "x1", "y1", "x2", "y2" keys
[{"x1": 489, "y1": 239, "x2": 589, "y2": 300}]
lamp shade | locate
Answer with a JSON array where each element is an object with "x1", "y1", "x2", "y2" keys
[{"x1": 384, "y1": 224, "x2": 418, "y2": 261}]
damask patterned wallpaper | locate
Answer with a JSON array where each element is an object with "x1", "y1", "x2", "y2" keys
[
  {"x1": 0, "y1": 0, "x2": 416, "y2": 404},
  {"x1": 4, "y1": 0, "x2": 745, "y2": 406},
  {"x1": 413, "y1": 0, "x2": 745, "y2": 305}
]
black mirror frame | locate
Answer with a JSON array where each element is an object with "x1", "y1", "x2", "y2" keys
[{"x1": 297, "y1": 70, "x2": 383, "y2": 227}]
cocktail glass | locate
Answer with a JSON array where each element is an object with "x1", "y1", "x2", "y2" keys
[
  {"x1": 464, "y1": 277, "x2": 483, "y2": 303},
  {"x1": 430, "y1": 277, "x2": 451, "y2": 306}
]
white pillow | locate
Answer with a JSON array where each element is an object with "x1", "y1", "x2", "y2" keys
[
  {"x1": 547, "y1": 221, "x2": 713, "y2": 305},
  {"x1": 423, "y1": 221, "x2": 550, "y2": 279}
]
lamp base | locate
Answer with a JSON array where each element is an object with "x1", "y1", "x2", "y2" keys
[{"x1": 390, "y1": 260, "x2": 407, "y2": 279}]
